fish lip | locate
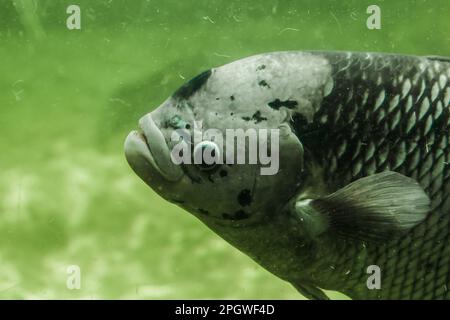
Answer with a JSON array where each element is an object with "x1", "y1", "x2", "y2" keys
[
  {"x1": 124, "y1": 114, "x2": 183, "y2": 182},
  {"x1": 124, "y1": 130, "x2": 160, "y2": 180}
]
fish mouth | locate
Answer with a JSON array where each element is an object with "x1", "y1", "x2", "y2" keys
[{"x1": 124, "y1": 113, "x2": 184, "y2": 182}]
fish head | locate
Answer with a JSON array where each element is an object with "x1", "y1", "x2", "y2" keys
[{"x1": 125, "y1": 52, "x2": 332, "y2": 227}]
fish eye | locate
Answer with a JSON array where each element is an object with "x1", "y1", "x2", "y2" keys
[{"x1": 193, "y1": 141, "x2": 221, "y2": 171}]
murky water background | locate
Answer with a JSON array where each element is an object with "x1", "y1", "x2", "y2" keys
[{"x1": 0, "y1": 0, "x2": 449, "y2": 299}]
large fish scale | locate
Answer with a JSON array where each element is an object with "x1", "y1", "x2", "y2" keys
[{"x1": 301, "y1": 52, "x2": 449, "y2": 299}]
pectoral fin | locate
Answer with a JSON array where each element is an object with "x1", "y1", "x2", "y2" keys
[{"x1": 294, "y1": 171, "x2": 430, "y2": 242}]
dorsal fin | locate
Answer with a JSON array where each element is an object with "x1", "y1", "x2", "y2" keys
[{"x1": 426, "y1": 55, "x2": 450, "y2": 63}]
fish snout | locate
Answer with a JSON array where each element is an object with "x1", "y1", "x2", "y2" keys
[{"x1": 124, "y1": 113, "x2": 183, "y2": 182}]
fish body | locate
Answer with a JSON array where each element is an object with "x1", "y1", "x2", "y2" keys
[
  {"x1": 124, "y1": 51, "x2": 450, "y2": 299},
  {"x1": 293, "y1": 52, "x2": 450, "y2": 299}
]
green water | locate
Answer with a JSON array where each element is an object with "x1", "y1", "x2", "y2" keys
[{"x1": 0, "y1": 0, "x2": 449, "y2": 299}]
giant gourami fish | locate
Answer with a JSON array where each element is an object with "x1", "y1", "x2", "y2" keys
[{"x1": 124, "y1": 51, "x2": 450, "y2": 299}]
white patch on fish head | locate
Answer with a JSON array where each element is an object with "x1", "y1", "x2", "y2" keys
[{"x1": 188, "y1": 51, "x2": 333, "y2": 125}]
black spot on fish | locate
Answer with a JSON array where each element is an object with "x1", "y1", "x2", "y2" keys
[
  {"x1": 230, "y1": 95, "x2": 235, "y2": 101},
  {"x1": 198, "y1": 208, "x2": 210, "y2": 216},
  {"x1": 258, "y1": 80, "x2": 270, "y2": 88},
  {"x1": 222, "y1": 211, "x2": 249, "y2": 220},
  {"x1": 237, "y1": 189, "x2": 252, "y2": 207},
  {"x1": 216, "y1": 97, "x2": 220, "y2": 100},
  {"x1": 230, "y1": 112, "x2": 234, "y2": 116},
  {"x1": 185, "y1": 124, "x2": 191, "y2": 129},
  {"x1": 251, "y1": 111, "x2": 267, "y2": 123},
  {"x1": 219, "y1": 170, "x2": 228, "y2": 177},
  {"x1": 234, "y1": 210, "x2": 249, "y2": 220},
  {"x1": 173, "y1": 69, "x2": 212, "y2": 99},
  {"x1": 268, "y1": 99, "x2": 298, "y2": 110},
  {"x1": 241, "y1": 111, "x2": 267, "y2": 124},
  {"x1": 256, "y1": 65, "x2": 266, "y2": 71}
]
